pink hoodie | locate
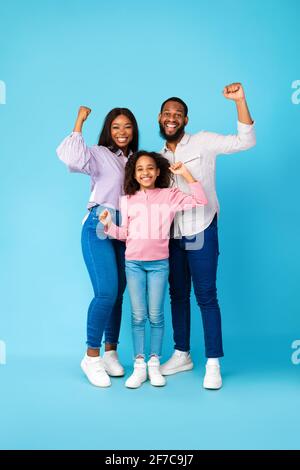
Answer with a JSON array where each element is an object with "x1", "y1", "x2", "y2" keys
[{"x1": 105, "y1": 181, "x2": 207, "y2": 261}]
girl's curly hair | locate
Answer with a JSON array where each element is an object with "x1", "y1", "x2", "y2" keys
[{"x1": 124, "y1": 151, "x2": 173, "y2": 196}]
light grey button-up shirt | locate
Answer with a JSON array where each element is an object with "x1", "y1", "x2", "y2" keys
[{"x1": 160, "y1": 121, "x2": 256, "y2": 236}]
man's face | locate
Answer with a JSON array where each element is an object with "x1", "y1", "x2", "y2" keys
[{"x1": 158, "y1": 101, "x2": 188, "y2": 142}]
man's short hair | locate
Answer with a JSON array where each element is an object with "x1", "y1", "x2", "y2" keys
[{"x1": 160, "y1": 97, "x2": 188, "y2": 117}]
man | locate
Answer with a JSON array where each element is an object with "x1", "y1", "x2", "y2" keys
[{"x1": 159, "y1": 83, "x2": 256, "y2": 389}]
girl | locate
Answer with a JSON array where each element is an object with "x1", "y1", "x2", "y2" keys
[
  {"x1": 57, "y1": 106, "x2": 139, "y2": 388},
  {"x1": 99, "y1": 151, "x2": 207, "y2": 388}
]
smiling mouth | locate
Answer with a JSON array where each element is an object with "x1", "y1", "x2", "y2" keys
[
  {"x1": 140, "y1": 177, "x2": 152, "y2": 182},
  {"x1": 116, "y1": 137, "x2": 128, "y2": 143},
  {"x1": 165, "y1": 123, "x2": 178, "y2": 131}
]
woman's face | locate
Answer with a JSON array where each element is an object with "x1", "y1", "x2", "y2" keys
[
  {"x1": 135, "y1": 156, "x2": 160, "y2": 190},
  {"x1": 110, "y1": 114, "x2": 134, "y2": 154}
]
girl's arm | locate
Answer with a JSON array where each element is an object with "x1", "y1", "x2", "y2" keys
[
  {"x1": 56, "y1": 106, "x2": 98, "y2": 175},
  {"x1": 99, "y1": 197, "x2": 129, "y2": 241},
  {"x1": 169, "y1": 162, "x2": 208, "y2": 210}
]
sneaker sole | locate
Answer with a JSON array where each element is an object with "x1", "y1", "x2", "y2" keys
[
  {"x1": 125, "y1": 378, "x2": 147, "y2": 389},
  {"x1": 149, "y1": 380, "x2": 166, "y2": 387},
  {"x1": 203, "y1": 381, "x2": 222, "y2": 390},
  {"x1": 105, "y1": 369, "x2": 125, "y2": 377},
  {"x1": 160, "y1": 362, "x2": 194, "y2": 376},
  {"x1": 81, "y1": 362, "x2": 111, "y2": 388}
]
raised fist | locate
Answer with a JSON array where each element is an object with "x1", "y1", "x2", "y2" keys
[
  {"x1": 77, "y1": 106, "x2": 92, "y2": 122},
  {"x1": 169, "y1": 161, "x2": 188, "y2": 176},
  {"x1": 223, "y1": 83, "x2": 245, "y2": 101}
]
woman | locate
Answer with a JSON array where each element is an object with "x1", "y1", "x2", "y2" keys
[{"x1": 57, "y1": 106, "x2": 139, "y2": 387}]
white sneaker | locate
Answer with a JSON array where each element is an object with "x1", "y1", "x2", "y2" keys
[
  {"x1": 203, "y1": 364, "x2": 222, "y2": 390},
  {"x1": 125, "y1": 358, "x2": 147, "y2": 389},
  {"x1": 160, "y1": 350, "x2": 194, "y2": 376},
  {"x1": 81, "y1": 354, "x2": 111, "y2": 388},
  {"x1": 148, "y1": 356, "x2": 166, "y2": 387},
  {"x1": 103, "y1": 351, "x2": 125, "y2": 377}
]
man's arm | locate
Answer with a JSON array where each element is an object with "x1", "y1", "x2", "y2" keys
[
  {"x1": 198, "y1": 83, "x2": 256, "y2": 155},
  {"x1": 223, "y1": 82, "x2": 253, "y2": 124}
]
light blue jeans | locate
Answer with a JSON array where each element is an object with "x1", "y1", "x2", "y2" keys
[{"x1": 125, "y1": 259, "x2": 169, "y2": 358}]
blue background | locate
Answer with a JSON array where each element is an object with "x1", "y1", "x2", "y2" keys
[{"x1": 0, "y1": 0, "x2": 300, "y2": 450}]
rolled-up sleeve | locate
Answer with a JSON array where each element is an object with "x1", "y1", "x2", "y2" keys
[
  {"x1": 56, "y1": 132, "x2": 99, "y2": 175},
  {"x1": 201, "y1": 121, "x2": 256, "y2": 156}
]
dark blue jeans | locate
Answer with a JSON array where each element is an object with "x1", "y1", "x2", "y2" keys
[
  {"x1": 169, "y1": 214, "x2": 224, "y2": 358},
  {"x1": 81, "y1": 206, "x2": 126, "y2": 349}
]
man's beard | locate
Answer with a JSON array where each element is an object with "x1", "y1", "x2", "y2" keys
[{"x1": 159, "y1": 122, "x2": 185, "y2": 142}]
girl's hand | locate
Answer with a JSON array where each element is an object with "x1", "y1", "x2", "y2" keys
[
  {"x1": 170, "y1": 162, "x2": 196, "y2": 183},
  {"x1": 77, "y1": 106, "x2": 92, "y2": 122},
  {"x1": 99, "y1": 209, "x2": 112, "y2": 227},
  {"x1": 169, "y1": 161, "x2": 188, "y2": 176}
]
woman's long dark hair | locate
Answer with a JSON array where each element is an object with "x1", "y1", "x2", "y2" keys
[
  {"x1": 124, "y1": 151, "x2": 173, "y2": 196},
  {"x1": 98, "y1": 108, "x2": 139, "y2": 153}
]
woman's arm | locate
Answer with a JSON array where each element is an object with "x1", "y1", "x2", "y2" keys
[
  {"x1": 73, "y1": 106, "x2": 91, "y2": 132},
  {"x1": 56, "y1": 106, "x2": 97, "y2": 174}
]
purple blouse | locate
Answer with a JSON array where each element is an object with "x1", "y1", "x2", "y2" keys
[{"x1": 56, "y1": 131, "x2": 130, "y2": 210}]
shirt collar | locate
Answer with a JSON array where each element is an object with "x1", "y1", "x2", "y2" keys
[
  {"x1": 112, "y1": 147, "x2": 133, "y2": 158},
  {"x1": 162, "y1": 133, "x2": 191, "y2": 152}
]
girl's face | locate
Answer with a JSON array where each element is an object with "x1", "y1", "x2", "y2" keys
[
  {"x1": 110, "y1": 114, "x2": 134, "y2": 155},
  {"x1": 135, "y1": 156, "x2": 160, "y2": 191}
]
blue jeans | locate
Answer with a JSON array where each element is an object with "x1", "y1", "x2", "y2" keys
[
  {"x1": 125, "y1": 259, "x2": 169, "y2": 358},
  {"x1": 169, "y1": 214, "x2": 224, "y2": 358},
  {"x1": 81, "y1": 205, "x2": 126, "y2": 349}
]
